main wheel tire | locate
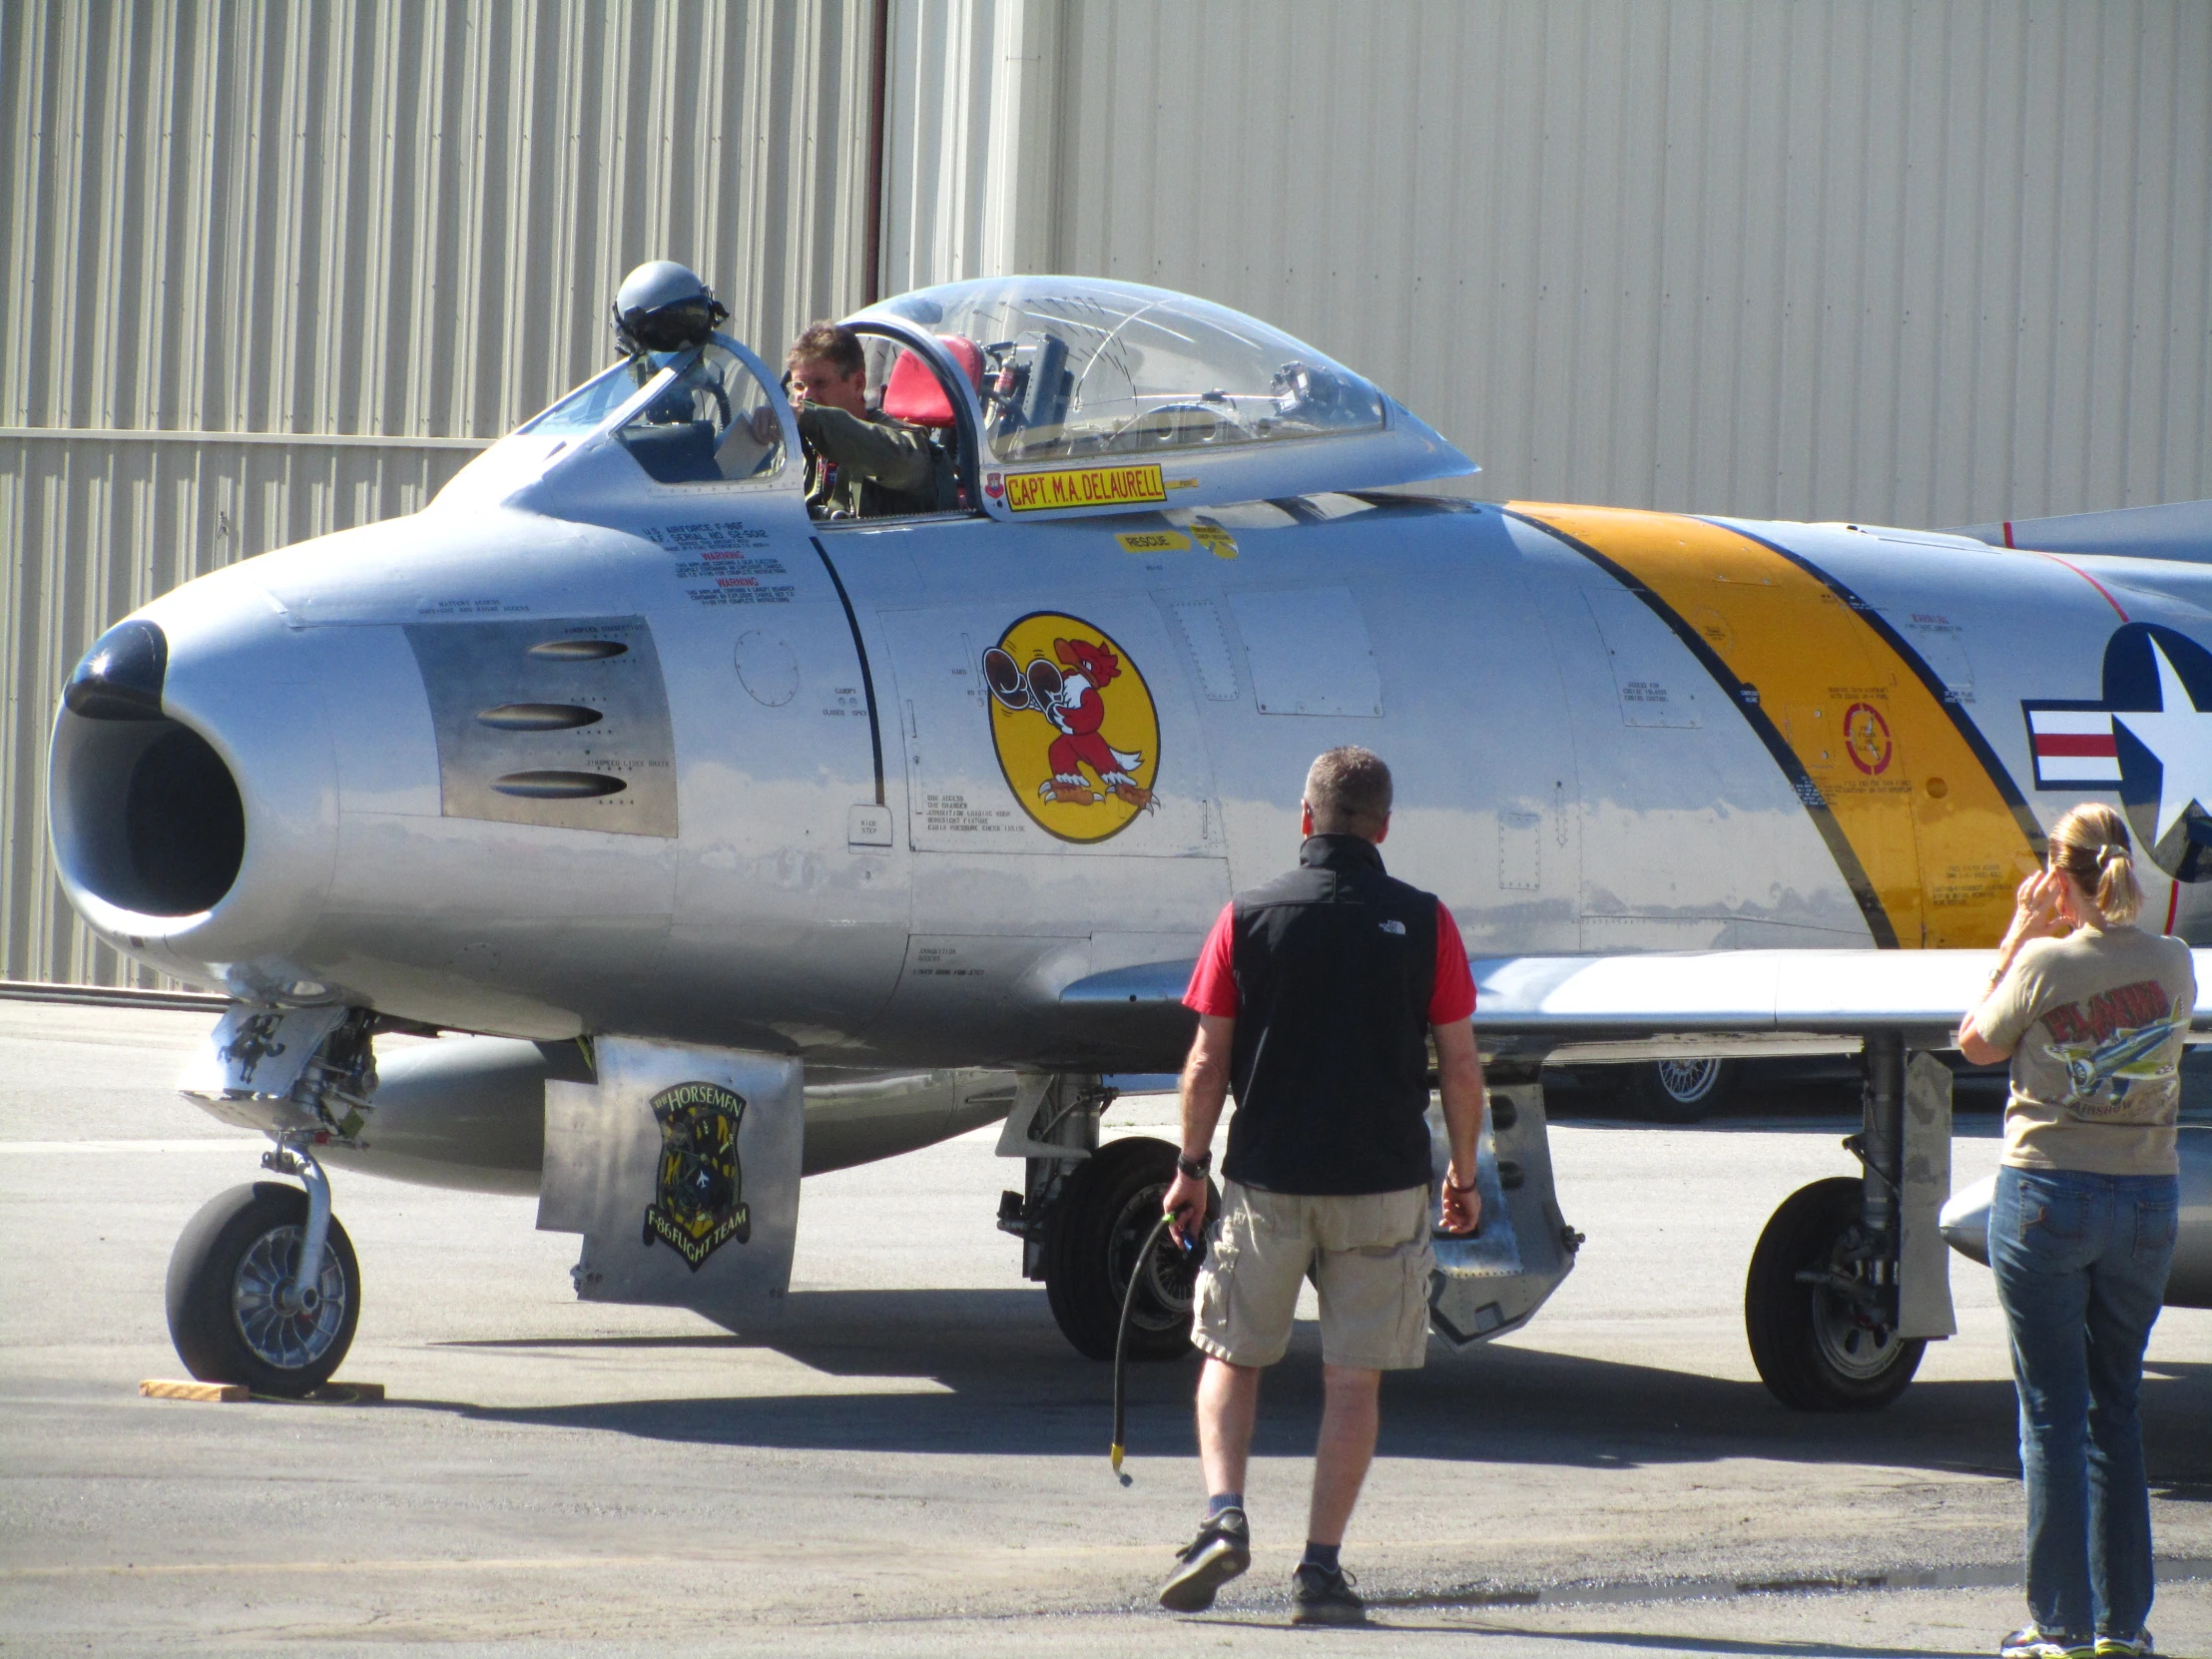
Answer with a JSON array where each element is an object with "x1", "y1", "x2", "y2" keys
[
  {"x1": 1629, "y1": 1057, "x2": 1735, "y2": 1123},
  {"x1": 166, "y1": 1182, "x2": 360, "y2": 1397},
  {"x1": 1043, "y1": 1135, "x2": 1215, "y2": 1363},
  {"x1": 1745, "y1": 1176, "x2": 1923, "y2": 1412}
]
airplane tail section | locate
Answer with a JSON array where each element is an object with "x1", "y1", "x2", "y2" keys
[{"x1": 1952, "y1": 497, "x2": 2212, "y2": 564}]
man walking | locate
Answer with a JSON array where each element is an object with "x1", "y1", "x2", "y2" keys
[{"x1": 1157, "y1": 748, "x2": 1485, "y2": 1624}]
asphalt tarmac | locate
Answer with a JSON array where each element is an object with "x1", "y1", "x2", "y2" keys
[{"x1": 2, "y1": 1001, "x2": 2207, "y2": 1657}]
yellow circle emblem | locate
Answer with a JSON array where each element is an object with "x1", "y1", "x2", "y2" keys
[{"x1": 981, "y1": 612, "x2": 1160, "y2": 843}]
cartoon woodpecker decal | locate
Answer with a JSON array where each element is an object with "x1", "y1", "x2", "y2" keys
[{"x1": 983, "y1": 613, "x2": 1161, "y2": 841}]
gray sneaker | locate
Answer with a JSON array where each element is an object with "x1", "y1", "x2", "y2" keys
[
  {"x1": 1158, "y1": 1507, "x2": 1251, "y2": 1612},
  {"x1": 1290, "y1": 1562, "x2": 1366, "y2": 1626}
]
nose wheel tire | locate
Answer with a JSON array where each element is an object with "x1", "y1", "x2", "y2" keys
[
  {"x1": 1745, "y1": 1176, "x2": 1922, "y2": 1412},
  {"x1": 166, "y1": 1182, "x2": 360, "y2": 1398},
  {"x1": 1044, "y1": 1135, "x2": 1216, "y2": 1362}
]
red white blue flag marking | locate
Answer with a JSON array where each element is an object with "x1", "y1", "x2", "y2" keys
[{"x1": 2025, "y1": 707, "x2": 2120, "y2": 787}]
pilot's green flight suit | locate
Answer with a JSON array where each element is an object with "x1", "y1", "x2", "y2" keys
[{"x1": 797, "y1": 405, "x2": 942, "y2": 518}]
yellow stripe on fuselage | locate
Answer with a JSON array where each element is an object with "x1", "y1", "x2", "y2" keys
[{"x1": 1510, "y1": 503, "x2": 2041, "y2": 948}]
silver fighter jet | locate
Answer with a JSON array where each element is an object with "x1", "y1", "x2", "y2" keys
[{"x1": 49, "y1": 271, "x2": 2212, "y2": 1407}]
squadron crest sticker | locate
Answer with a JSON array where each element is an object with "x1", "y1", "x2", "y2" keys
[
  {"x1": 641, "y1": 1081, "x2": 751, "y2": 1269},
  {"x1": 982, "y1": 612, "x2": 1160, "y2": 842}
]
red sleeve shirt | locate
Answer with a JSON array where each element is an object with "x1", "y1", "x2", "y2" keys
[
  {"x1": 1430, "y1": 903, "x2": 1477, "y2": 1022},
  {"x1": 1184, "y1": 898, "x2": 1477, "y2": 1024},
  {"x1": 1182, "y1": 902, "x2": 1242, "y2": 1017}
]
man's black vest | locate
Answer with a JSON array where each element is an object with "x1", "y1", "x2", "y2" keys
[{"x1": 1222, "y1": 834, "x2": 1439, "y2": 1195}]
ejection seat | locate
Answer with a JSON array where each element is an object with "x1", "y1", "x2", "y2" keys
[{"x1": 876, "y1": 335, "x2": 983, "y2": 511}]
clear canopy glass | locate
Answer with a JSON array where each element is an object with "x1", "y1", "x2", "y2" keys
[
  {"x1": 520, "y1": 342, "x2": 785, "y2": 485},
  {"x1": 521, "y1": 359, "x2": 647, "y2": 436},
  {"x1": 871, "y1": 277, "x2": 1386, "y2": 464}
]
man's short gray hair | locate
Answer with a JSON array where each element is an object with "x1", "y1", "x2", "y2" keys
[{"x1": 1304, "y1": 747, "x2": 1392, "y2": 837}]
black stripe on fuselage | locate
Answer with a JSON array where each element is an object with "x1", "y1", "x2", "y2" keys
[
  {"x1": 1700, "y1": 517, "x2": 2048, "y2": 859},
  {"x1": 811, "y1": 537, "x2": 885, "y2": 807},
  {"x1": 1499, "y1": 507, "x2": 1901, "y2": 948}
]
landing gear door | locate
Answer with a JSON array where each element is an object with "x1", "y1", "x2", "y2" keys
[
  {"x1": 538, "y1": 1039, "x2": 804, "y2": 1329},
  {"x1": 879, "y1": 603, "x2": 1223, "y2": 857},
  {"x1": 1426, "y1": 1079, "x2": 1579, "y2": 1346}
]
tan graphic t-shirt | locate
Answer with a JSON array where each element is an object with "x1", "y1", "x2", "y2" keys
[{"x1": 1975, "y1": 921, "x2": 2193, "y2": 1176}]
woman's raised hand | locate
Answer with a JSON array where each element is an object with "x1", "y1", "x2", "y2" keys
[{"x1": 2006, "y1": 867, "x2": 2067, "y2": 945}]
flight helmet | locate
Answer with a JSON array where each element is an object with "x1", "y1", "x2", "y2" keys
[{"x1": 611, "y1": 261, "x2": 729, "y2": 356}]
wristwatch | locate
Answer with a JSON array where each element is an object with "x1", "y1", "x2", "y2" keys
[{"x1": 1175, "y1": 1150, "x2": 1212, "y2": 1181}]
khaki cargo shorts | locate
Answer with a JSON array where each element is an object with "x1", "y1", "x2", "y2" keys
[{"x1": 1192, "y1": 1181, "x2": 1435, "y2": 1371}]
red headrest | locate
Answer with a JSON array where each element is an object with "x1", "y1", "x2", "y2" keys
[{"x1": 880, "y1": 335, "x2": 983, "y2": 428}]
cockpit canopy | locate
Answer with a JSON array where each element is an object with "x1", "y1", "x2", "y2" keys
[
  {"x1": 441, "y1": 274, "x2": 1470, "y2": 519},
  {"x1": 523, "y1": 342, "x2": 784, "y2": 485},
  {"x1": 866, "y1": 276, "x2": 1387, "y2": 464}
]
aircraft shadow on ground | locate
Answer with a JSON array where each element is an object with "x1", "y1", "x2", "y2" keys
[{"x1": 420, "y1": 1289, "x2": 2210, "y2": 1481}]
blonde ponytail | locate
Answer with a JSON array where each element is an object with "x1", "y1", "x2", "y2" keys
[{"x1": 2047, "y1": 803, "x2": 2144, "y2": 924}]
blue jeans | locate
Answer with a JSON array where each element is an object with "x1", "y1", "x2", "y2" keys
[{"x1": 1989, "y1": 1165, "x2": 2178, "y2": 1639}]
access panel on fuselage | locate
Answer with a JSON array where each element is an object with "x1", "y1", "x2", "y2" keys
[{"x1": 636, "y1": 511, "x2": 912, "y2": 1049}]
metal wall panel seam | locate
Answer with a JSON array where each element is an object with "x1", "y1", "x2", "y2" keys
[
  {"x1": 0, "y1": 3, "x2": 37, "y2": 421},
  {"x1": 2181, "y1": 9, "x2": 2212, "y2": 503},
  {"x1": 2153, "y1": 0, "x2": 2205, "y2": 507}
]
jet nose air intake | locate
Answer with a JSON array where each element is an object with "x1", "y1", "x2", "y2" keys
[
  {"x1": 49, "y1": 581, "x2": 340, "y2": 987},
  {"x1": 52, "y1": 621, "x2": 248, "y2": 918}
]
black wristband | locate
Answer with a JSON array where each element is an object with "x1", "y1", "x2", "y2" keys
[
  {"x1": 1445, "y1": 1177, "x2": 1478, "y2": 1194},
  {"x1": 1176, "y1": 1151, "x2": 1212, "y2": 1180}
]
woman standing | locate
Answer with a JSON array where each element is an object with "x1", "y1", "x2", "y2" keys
[{"x1": 1959, "y1": 804, "x2": 2189, "y2": 1659}]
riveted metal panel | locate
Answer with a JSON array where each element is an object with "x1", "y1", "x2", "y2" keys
[{"x1": 1, "y1": 0, "x2": 875, "y2": 985}]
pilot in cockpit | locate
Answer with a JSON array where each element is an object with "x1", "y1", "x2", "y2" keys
[{"x1": 782, "y1": 322, "x2": 941, "y2": 519}]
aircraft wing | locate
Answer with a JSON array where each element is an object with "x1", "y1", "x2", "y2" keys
[{"x1": 1061, "y1": 948, "x2": 2212, "y2": 1062}]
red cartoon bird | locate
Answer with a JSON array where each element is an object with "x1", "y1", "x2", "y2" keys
[{"x1": 981, "y1": 635, "x2": 1154, "y2": 810}]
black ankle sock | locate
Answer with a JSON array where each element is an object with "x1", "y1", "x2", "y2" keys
[
  {"x1": 1301, "y1": 1541, "x2": 1341, "y2": 1573},
  {"x1": 1206, "y1": 1491, "x2": 1244, "y2": 1519}
]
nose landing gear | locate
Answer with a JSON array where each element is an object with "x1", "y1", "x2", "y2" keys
[
  {"x1": 167, "y1": 1005, "x2": 382, "y2": 1395},
  {"x1": 166, "y1": 1154, "x2": 361, "y2": 1396}
]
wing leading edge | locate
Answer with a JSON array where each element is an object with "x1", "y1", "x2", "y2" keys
[{"x1": 1060, "y1": 948, "x2": 2212, "y2": 1060}]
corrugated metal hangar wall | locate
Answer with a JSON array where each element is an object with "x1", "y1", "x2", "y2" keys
[
  {"x1": 5, "y1": 0, "x2": 2209, "y2": 987},
  {"x1": 881, "y1": 0, "x2": 2211, "y2": 525},
  {"x1": 2, "y1": 0, "x2": 878, "y2": 985}
]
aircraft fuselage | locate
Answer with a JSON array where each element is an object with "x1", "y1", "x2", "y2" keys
[{"x1": 54, "y1": 482, "x2": 2212, "y2": 1072}]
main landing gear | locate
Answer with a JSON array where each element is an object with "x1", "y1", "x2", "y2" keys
[
  {"x1": 1743, "y1": 1034, "x2": 1926, "y2": 1411},
  {"x1": 1628, "y1": 1055, "x2": 1736, "y2": 1123},
  {"x1": 998, "y1": 1077, "x2": 1219, "y2": 1362}
]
